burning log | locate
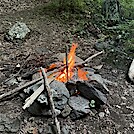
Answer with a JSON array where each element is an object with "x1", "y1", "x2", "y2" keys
[{"x1": 48, "y1": 50, "x2": 104, "y2": 81}]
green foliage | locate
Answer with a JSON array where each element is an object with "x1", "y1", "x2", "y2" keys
[
  {"x1": 120, "y1": 0, "x2": 134, "y2": 19},
  {"x1": 51, "y1": 0, "x2": 86, "y2": 12}
]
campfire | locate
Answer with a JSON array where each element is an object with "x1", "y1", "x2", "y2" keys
[
  {"x1": 52, "y1": 43, "x2": 88, "y2": 82},
  {"x1": 0, "y1": 43, "x2": 110, "y2": 134}
]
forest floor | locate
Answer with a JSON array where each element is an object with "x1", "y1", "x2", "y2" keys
[{"x1": 0, "y1": 0, "x2": 134, "y2": 134}]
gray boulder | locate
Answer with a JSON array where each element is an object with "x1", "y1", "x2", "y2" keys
[{"x1": 6, "y1": 22, "x2": 30, "y2": 41}]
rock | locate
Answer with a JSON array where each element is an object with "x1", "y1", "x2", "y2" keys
[
  {"x1": 99, "y1": 112, "x2": 105, "y2": 118},
  {"x1": 61, "y1": 105, "x2": 72, "y2": 117},
  {"x1": 26, "y1": 81, "x2": 69, "y2": 115},
  {"x1": 95, "y1": 41, "x2": 109, "y2": 51},
  {"x1": 50, "y1": 80, "x2": 70, "y2": 110},
  {"x1": 50, "y1": 80, "x2": 70, "y2": 98},
  {"x1": 6, "y1": 22, "x2": 30, "y2": 41},
  {"x1": 76, "y1": 81, "x2": 107, "y2": 107},
  {"x1": 4, "y1": 77, "x2": 19, "y2": 86},
  {"x1": 0, "y1": 124, "x2": 4, "y2": 132},
  {"x1": 128, "y1": 59, "x2": 134, "y2": 83},
  {"x1": 44, "y1": 124, "x2": 58, "y2": 134},
  {"x1": 70, "y1": 110, "x2": 86, "y2": 120},
  {"x1": 130, "y1": 123, "x2": 134, "y2": 128},
  {"x1": 68, "y1": 95, "x2": 90, "y2": 114},
  {"x1": 61, "y1": 125, "x2": 70, "y2": 134}
]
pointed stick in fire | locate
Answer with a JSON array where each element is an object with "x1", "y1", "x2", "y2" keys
[
  {"x1": 47, "y1": 50, "x2": 104, "y2": 77},
  {"x1": 65, "y1": 44, "x2": 69, "y2": 82},
  {"x1": 40, "y1": 67, "x2": 61, "y2": 134}
]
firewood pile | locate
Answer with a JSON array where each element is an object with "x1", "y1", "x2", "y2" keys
[{"x1": 0, "y1": 43, "x2": 114, "y2": 134}]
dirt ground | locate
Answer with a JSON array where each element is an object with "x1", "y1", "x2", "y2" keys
[{"x1": 0, "y1": 0, "x2": 134, "y2": 134}]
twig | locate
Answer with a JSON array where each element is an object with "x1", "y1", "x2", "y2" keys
[
  {"x1": 23, "y1": 77, "x2": 55, "y2": 110},
  {"x1": 0, "y1": 68, "x2": 5, "y2": 71},
  {"x1": 75, "y1": 50, "x2": 104, "y2": 66},
  {"x1": 23, "y1": 84, "x2": 44, "y2": 109},
  {"x1": 0, "y1": 77, "x2": 42, "y2": 101},
  {"x1": 41, "y1": 67, "x2": 61, "y2": 134}
]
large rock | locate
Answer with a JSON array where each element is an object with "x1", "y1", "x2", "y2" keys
[
  {"x1": 68, "y1": 95, "x2": 90, "y2": 114},
  {"x1": 76, "y1": 81, "x2": 107, "y2": 107},
  {"x1": 50, "y1": 80, "x2": 70, "y2": 110},
  {"x1": 6, "y1": 22, "x2": 30, "y2": 41},
  {"x1": 25, "y1": 80, "x2": 70, "y2": 115},
  {"x1": 128, "y1": 59, "x2": 134, "y2": 83}
]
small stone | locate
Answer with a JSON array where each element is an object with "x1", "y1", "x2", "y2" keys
[
  {"x1": 121, "y1": 96, "x2": 127, "y2": 100},
  {"x1": 35, "y1": 47, "x2": 52, "y2": 55},
  {"x1": 115, "y1": 105, "x2": 121, "y2": 109},
  {"x1": 130, "y1": 123, "x2": 134, "y2": 128},
  {"x1": 61, "y1": 105, "x2": 72, "y2": 117},
  {"x1": 99, "y1": 112, "x2": 105, "y2": 118},
  {"x1": 0, "y1": 124, "x2": 4, "y2": 132},
  {"x1": 61, "y1": 125, "x2": 70, "y2": 134},
  {"x1": 16, "y1": 63, "x2": 20, "y2": 68},
  {"x1": 105, "y1": 108, "x2": 110, "y2": 115},
  {"x1": 70, "y1": 110, "x2": 86, "y2": 120},
  {"x1": 117, "y1": 131, "x2": 121, "y2": 134}
]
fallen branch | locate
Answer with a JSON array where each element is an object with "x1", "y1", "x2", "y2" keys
[
  {"x1": 0, "y1": 77, "x2": 42, "y2": 101},
  {"x1": 41, "y1": 67, "x2": 61, "y2": 134},
  {"x1": 75, "y1": 50, "x2": 104, "y2": 66}
]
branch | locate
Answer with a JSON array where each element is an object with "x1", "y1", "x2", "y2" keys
[
  {"x1": 75, "y1": 50, "x2": 104, "y2": 66},
  {"x1": 47, "y1": 51, "x2": 104, "y2": 77},
  {"x1": 23, "y1": 76, "x2": 55, "y2": 109},
  {"x1": 41, "y1": 67, "x2": 61, "y2": 134},
  {"x1": 0, "y1": 77, "x2": 42, "y2": 101}
]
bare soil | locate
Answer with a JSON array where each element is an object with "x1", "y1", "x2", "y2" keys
[{"x1": 0, "y1": 0, "x2": 134, "y2": 134}]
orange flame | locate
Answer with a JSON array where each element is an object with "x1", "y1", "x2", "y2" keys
[
  {"x1": 55, "y1": 43, "x2": 88, "y2": 82},
  {"x1": 56, "y1": 43, "x2": 77, "y2": 82}
]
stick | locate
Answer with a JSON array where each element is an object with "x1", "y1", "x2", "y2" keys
[
  {"x1": 41, "y1": 67, "x2": 61, "y2": 134},
  {"x1": 65, "y1": 44, "x2": 69, "y2": 81},
  {"x1": 22, "y1": 77, "x2": 55, "y2": 110},
  {"x1": 47, "y1": 51, "x2": 104, "y2": 76},
  {"x1": 75, "y1": 50, "x2": 104, "y2": 66},
  {"x1": 0, "y1": 77, "x2": 42, "y2": 101},
  {"x1": 0, "y1": 68, "x2": 5, "y2": 71}
]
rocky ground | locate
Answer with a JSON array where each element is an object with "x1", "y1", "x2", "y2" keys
[{"x1": 0, "y1": 0, "x2": 134, "y2": 134}]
